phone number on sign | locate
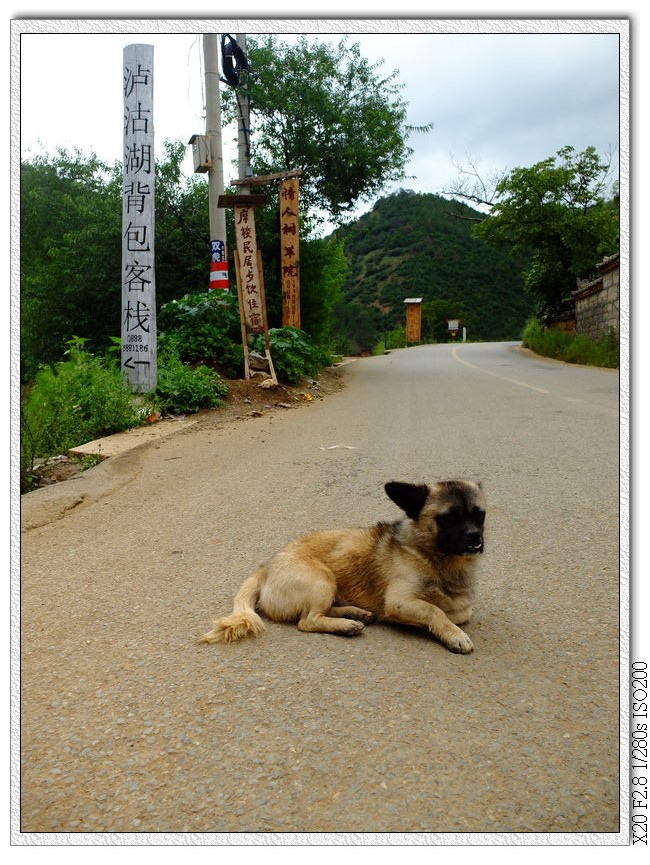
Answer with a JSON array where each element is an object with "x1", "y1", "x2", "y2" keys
[{"x1": 632, "y1": 661, "x2": 648, "y2": 845}]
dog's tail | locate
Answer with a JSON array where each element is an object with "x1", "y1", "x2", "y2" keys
[{"x1": 199, "y1": 566, "x2": 267, "y2": 644}]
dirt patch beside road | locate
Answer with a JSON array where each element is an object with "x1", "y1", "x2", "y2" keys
[
  {"x1": 27, "y1": 367, "x2": 347, "y2": 491},
  {"x1": 21, "y1": 367, "x2": 349, "y2": 531}
]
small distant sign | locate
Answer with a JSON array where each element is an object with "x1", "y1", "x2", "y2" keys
[{"x1": 447, "y1": 319, "x2": 460, "y2": 331}]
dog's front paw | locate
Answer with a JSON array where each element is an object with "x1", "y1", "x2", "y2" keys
[
  {"x1": 444, "y1": 627, "x2": 474, "y2": 654},
  {"x1": 342, "y1": 619, "x2": 366, "y2": 636}
]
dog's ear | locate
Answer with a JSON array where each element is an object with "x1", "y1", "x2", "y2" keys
[{"x1": 384, "y1": 482, "x2": 430, "y2": 520}]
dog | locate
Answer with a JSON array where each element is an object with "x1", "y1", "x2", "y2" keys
[{"x1": 199, "y1": 479, "x2": 486, "y2": 654}]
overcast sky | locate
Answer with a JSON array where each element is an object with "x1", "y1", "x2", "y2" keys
[{"x1": 17, "y1": 20, "x2": 623, "y2": 221}]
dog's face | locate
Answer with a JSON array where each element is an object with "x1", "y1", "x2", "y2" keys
[{"x1": 385, "y1": 480, "x2": 486, "y2": 557}]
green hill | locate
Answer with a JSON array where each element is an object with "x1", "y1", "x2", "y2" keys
[{"x1": 332, "y1": 189, "x2": 534, "y2": 349}]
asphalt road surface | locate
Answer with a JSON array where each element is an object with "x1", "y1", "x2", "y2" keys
[{"x1": 18, "y1": 342, "x2": 623, "y2": 842}]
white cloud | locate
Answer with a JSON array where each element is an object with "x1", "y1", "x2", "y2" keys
[{"x1": 16, "y1": 25, "x2": 623, "y2": 205}]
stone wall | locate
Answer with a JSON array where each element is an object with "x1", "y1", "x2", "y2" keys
[{"x1": 573, "y1": 253, "x2": 619, "y2": 341}]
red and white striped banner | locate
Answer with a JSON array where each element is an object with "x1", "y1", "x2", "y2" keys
[{"x1": 209, "y1": 260, "x2": 229, "y2": 290}]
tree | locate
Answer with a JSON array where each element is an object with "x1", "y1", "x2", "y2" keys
[
  {"x1": 331, "y1": 301, "x2": 382, "y2": 355},
  {"x1": 442, "y1": 153, "x2": 508, "y2": 218},
  {"x1": 470, "y1": 146, "x2": 619, "y2": 323},
  {"x1": 20, "y1": 150, "x2": 122, "y2": 380},
  {"x1": 298, "y1": 235, "x2": 349, "y2": 345},
  {"x1": 153, "y1": 140, "x2": 213, "y2": 304},
  {"x1": 20, "y1": 144, "x2": 215, "y2": 381},
  {"x1": 421, "y1": 299, "x2": 467, "y2": 343},
  {"x1": 221, "y1": 35, "x2": 430, "y2": 224},
  {"x1": 20, "y1": 144, "x2": 352, "y2": 379}
]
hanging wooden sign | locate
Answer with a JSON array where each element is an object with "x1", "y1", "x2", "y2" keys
[{"x1": 279, "y1": 178, "x2": 300, "y2": 328}]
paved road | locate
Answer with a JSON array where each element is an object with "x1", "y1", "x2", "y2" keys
[{"x1": 18, "y1": 343, "x2": 622, "y2": 840}]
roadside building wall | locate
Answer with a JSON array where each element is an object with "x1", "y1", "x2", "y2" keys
[{"x1": 573, "y1": 253, "x2": 619, "y2": 341}]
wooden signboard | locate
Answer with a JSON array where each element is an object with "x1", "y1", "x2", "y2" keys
[
  {"x1": 228, "y1": 199, "x2": 277, "y2": 384},
  {"x1": 234, "y1": 204, "x2": 266, "y2": 335},
  {"x1": 280, "y1": 178, "x2": 300, "y2": 328},
  {"x1": 404, "y1": 297, "x2": 423, "y2": 343},
  {"x1": 121, "y1": 44, "x2": 157, "y2": 392},
  {"x1": 233, "y1": 248, "x2": 277, "y2": 384}
]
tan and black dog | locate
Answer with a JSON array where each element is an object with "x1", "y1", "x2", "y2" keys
[{"x1": 200, "y1": 480, "x2": 486, "y2": 654}]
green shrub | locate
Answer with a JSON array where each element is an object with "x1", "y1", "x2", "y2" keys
[
  {"x1": 521, "y1": 317, "x2": 619, "y2": 368},
  {"x1": 252, "y1": 326, "x2": 332, "y2": 384},
  {"x1": 20, "y1": 335, "x2": 230, "y2": 491},
  {"x1": 385, "y1": 327, "x2": 407, "y2": 351},
  {"x1": 154, "y1": 345, "x2": 229, "y2": 415},
  {"x1": 158, "y1": 291, "x2": 244, "y2": 378},
  {"x1": 21, "y1": 337, "x2": 148, "y2": 479}
]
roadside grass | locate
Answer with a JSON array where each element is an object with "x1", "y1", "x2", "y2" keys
[
  {"x1": 20, "y1": 318, "x2": 335, "y2": 492},
  {"x1": 521, "y1": 318, "x2": 619, "y2": 369},
  {"x1": 20, "y1": 337, "x2": 228, "y2": 493}
]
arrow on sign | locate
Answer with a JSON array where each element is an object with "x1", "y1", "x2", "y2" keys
[{"x1": 123, "y1": 357, "x2": 151, "y2": 369}]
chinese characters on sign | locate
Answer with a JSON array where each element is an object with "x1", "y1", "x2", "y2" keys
[
  {"x1": 210, "y1": 239, "x2": 229, "y2": 291},
  {"x1": 279, "y1": 178, "x2": 300, "y2": 328},
  {"x1": 233, "y1": 205, "x2": 266, "y2": 335},
  {"x1": 404, "y1": 298, "x2": 423, "y2": 343},
  {"x1": 121, "y1": 44, "x2": 156, "y2": 392}
]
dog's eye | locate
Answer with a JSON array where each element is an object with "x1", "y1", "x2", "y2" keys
[
  {"x1": 435, "y1": 511, "x2": 458, "y2": 528},
  {"x1": 472, "y1": 508, "x2": 486, "y2": 526}
]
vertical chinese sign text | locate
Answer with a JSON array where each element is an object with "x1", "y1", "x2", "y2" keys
[
  {"x1": 210, "y1": 239, "x2": 229, "y2": 292},
  {"x1": 234, "y1": 205, "x2": 266, "y2": 336},
  {"x1": 280, "y1": 178, "x2": 300, "y2": 328},
  {"x1": 122, "y1": 44, "x2": 156, "y2": 392}
]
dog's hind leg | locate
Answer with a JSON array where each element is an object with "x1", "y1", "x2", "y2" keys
[
  {"x1": 294, "y1": 570, "x2": 366, "y2": 636},
  {"x1": 258, "y1": 554, "x2": 367, "y2": 637},
  {"x1": 329, "y1": 605, "x2": 375, "y2": 623},
  {"x1": 297, "y1": 610, "x2": 365, "y2": 636}
]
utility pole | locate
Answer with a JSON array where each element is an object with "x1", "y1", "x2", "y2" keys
[
  {"x1": 203, "y1": 34, "x2": 228, "y2": 290},
  {"x1": 221, "y1": 32, "x2": 277, "y2": 384},
  {"x1": 236, "y1": 33, "x2": 252, "y2": 192}
]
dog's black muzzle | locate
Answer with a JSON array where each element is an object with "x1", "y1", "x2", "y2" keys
[{"x1": 463, "y1": 529, "x2": 484, "y2": 555}]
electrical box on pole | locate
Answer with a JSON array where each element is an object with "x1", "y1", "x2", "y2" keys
[{"x1": 188, "y1": 134, "x2": 211, "y2": 173}]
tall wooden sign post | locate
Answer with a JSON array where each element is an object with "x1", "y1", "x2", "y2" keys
[
  {"x1": 279, "y1": 177, "x2": 300, "y2": 328},
  {"x1": 404, "y1": 297, "x2": 423, "y2": 344},
  {"x1": 232, "y1": 168, "x2": 303, "y2": 330},
  {"x1": 218, "y1": 193, "x2": 277, "y2": 383},
  {"x1": 121, "y1": 44, "x2": 156, "y2": 392}
]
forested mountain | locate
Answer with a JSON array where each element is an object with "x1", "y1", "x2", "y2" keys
[{"x1": 332, "y1": 189, "x2": 535, "y2": 346}]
